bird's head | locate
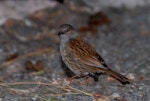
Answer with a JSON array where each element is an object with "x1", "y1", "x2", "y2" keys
[{"x1": 57, "y1": 24, "x2": 79, "y2": 40}]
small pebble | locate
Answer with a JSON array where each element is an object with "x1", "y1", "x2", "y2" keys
[
  {"x1": 127, "y1": 73, "x2": 135, "y2": 80},
  {"x1": 111, "y1": 93, "x2": 120, "y2": 98}
]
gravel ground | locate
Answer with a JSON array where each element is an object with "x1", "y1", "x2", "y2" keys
[{"x1": 0, "y1": 1, "x2": 149, "y2": 101}]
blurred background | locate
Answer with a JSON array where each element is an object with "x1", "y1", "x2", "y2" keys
[
  {"x1": 0, "y1": 0, "x2": 149, "y2": 101},
  {"x1": 0, "y1": 0, "x2": 150, "y2": 24}
]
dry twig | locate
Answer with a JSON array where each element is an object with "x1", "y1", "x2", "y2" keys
[
  {"x1": 0, "y1": 47, "x2": 55, "y2": 69},
  {"x1": 0, "y1": 81, "x2": 94, "y2": 97}
]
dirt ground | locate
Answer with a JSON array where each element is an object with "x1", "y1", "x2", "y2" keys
[{"x1": 0, "y1": 1, "x2": 150, "y2": 101}]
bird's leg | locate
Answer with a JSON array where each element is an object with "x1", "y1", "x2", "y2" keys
[
  {"x1": 89, "y1": 73, "x2": 104, "y2": 81},
  {"x1": 67, "y1": 75, "x2": 78, "y2": 81},
  {"x1": 67, "y1": 74, "x2": 88, "y2": 81}
]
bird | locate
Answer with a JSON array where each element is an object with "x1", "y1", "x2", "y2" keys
[{"x1": 57, "y1": 24, "x2": 130, "y2": 84}]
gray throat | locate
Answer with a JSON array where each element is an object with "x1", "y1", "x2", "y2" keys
[{"x1": 59, "y1": 33, "x2": 79, "y2": 54}]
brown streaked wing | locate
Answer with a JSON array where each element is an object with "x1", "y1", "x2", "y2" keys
[{"x1": 69, "y1": 35, "x2": 109, "y2": 69}]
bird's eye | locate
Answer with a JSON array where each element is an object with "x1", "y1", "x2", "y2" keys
[{"x1": 58, "y1": 32, "x2": 64, "y2": 36}]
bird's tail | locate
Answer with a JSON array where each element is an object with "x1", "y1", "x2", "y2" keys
[{"x1": 99, "y1": 68, "x2": 130, "y2": 84}]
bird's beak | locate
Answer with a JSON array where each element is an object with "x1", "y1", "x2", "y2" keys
[
  {"x1": 57, "y1": 32, "x2": 61, "y2": 36},
  {"x1": 57, "y1": 29, "x2": 62, "y2": 36}
]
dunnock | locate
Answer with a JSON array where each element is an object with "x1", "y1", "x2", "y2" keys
[{"x1": 57, "y1": 24, "x2": 130, "y2": 84}]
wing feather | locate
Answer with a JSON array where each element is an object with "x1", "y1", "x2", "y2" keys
[{"x1": 68, "y1": 36, "x2": 108, "y2": 69}]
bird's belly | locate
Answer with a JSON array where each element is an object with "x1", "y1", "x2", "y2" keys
[{"x1": 62, "y1": 50, "x2": 89, "y2": 77}]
